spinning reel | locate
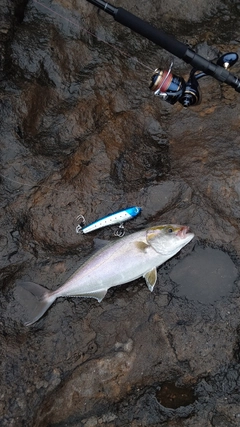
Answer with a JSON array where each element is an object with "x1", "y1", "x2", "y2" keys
[{"x1": 149, "y1": 52, "x2": 239, "y2": 107}]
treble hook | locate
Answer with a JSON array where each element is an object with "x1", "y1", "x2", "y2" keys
[
  {"x1": 76, "y1": 214, "x2": 86, "y2": 234},
  {"x1": 114, "y1": 223, "x2": 125, "y2": 237}
]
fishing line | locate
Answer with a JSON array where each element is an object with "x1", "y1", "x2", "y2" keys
[
  {"x1": 0, "y1": 172, "x2": 38, "y2": 188},
  {"x1": 0, "y1": 1, "x2": 152, "y2": 191},
  {"x1": 1, "y1": 1, "x2": 152, "y2": 205},
  {"x1": 0, "y1": 170, "x2": 144, "y2": 215},
  {"x1": 0, "y1": 171, "x2": 64, "y2": 191},
  {"x1": 33, "y1": 0, "x2": 152, "y2": 71}
]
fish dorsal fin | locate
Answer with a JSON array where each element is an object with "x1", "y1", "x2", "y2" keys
[
  {"x1": 93, "y1": 238, "x2": 110, "y2": 250},
  {"x1": 143, "y1": 268, "x2": 157, "y2": 292}
]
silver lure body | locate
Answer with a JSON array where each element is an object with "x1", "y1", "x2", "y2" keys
[{"x1": 19, "y1": 224, "x2": 194, "y2": 325}]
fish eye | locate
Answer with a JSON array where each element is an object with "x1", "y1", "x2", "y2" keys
[{"x1": 167, "y1": 227, "x2": 173, "y2": 233}]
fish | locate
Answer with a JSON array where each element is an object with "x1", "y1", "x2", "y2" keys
[
  {"x1": 76, "y1": 206, "x2": 141, "y2": 234},
  {"x1": 18, "y1": 224, "x2": 194, "y2": 326}
]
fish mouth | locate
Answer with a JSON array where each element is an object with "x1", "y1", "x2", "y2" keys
[{"x1": 177, "y1": 226, "x2": 190, "y2": 238}]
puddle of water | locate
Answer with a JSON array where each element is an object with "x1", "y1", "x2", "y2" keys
[
  {"x1": 170, "y1": 246, "x2": 238, "y2": 303},
  {"x1": 156, "y1": 382, "x2": 196, "y2": 409}
]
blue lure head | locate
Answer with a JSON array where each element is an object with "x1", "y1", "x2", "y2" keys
[{"x1": 126, "y1": 206, "x2": 142, "y2": 217}]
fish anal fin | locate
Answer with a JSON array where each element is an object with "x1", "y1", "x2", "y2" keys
[
  {"x1": 143, "y1": 268, "x2": 157, "y2": 292},
  {"x1": 76, "y1": 289, "x2": 107, "y2": 303}
]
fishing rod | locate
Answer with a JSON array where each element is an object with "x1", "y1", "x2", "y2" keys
[{"x1": 86, "y1": 0, "x2": 240, "y2": 107}]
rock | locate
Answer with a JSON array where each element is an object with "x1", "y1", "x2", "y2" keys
[{"x1": 1, "y1": 0, "x2": 240, "y2": 426}]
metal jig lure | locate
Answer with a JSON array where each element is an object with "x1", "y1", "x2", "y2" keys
[{"x1": 76, "y1": 206, "x2": 141, "y2": 237}]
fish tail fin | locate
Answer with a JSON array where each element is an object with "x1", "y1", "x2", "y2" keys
[{"x1": 18, "y1": 281, "x2": 56, "y2": 326}]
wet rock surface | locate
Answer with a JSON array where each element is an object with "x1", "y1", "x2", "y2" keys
[{"x1": 1, "y1": 0, "x2": 240, "y2": 425}]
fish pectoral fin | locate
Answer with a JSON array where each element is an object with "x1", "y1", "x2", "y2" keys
[
  {"x1": 135, "y1": 241, "x2": 150, "y2": 252},
  {"x1": 143, "y1": 268, "x2": 157, "y2": 292}
]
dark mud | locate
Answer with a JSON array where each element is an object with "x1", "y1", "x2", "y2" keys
[{"x1": 1, "y1": 0, "x2": 240, "y2": 426}]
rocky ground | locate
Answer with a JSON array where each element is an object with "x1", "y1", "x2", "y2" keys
[{"x1": 1, "y1": 0, "x2": 240, "y2": 426}]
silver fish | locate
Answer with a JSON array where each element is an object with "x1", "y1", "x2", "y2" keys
[{"x1": 18, "y1": 224, "x2": 194, "y2": 326}]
